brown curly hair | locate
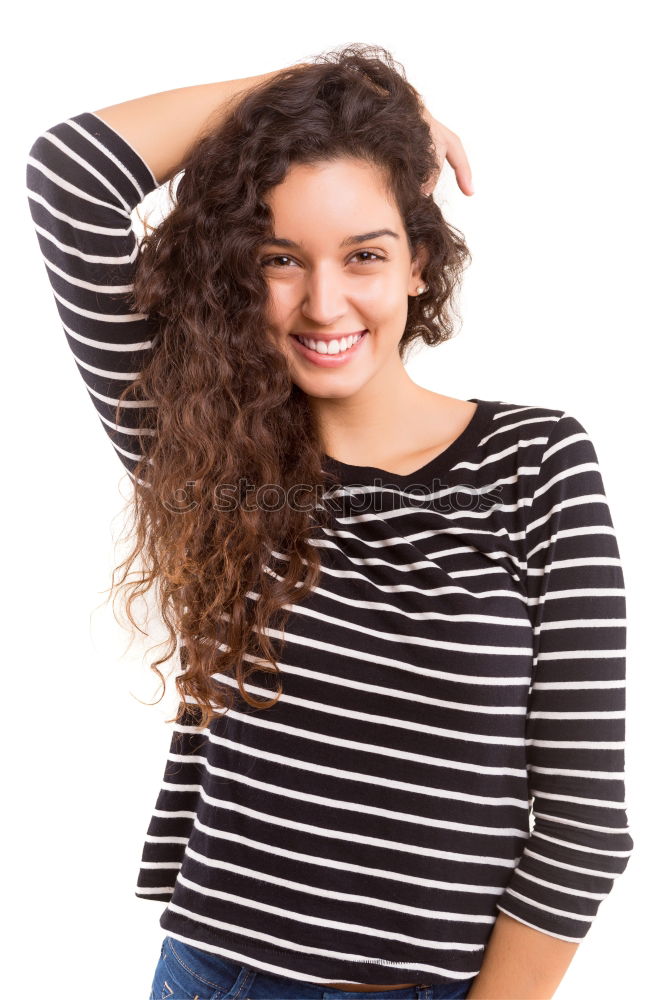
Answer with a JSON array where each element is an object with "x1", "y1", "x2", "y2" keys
[{"x1": 109, "y1": 42, "x2": 472, "y2": 733}]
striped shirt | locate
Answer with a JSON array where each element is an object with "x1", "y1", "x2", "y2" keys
[{"x1": 26, "y1": 110, "x2": 634, "y2": 988}]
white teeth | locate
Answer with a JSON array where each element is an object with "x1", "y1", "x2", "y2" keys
[{"x1": 296, "y1": 333, "x2": 364, "y2": 354}]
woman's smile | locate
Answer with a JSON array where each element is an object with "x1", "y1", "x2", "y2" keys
[{"x1": 289, "y1": 329, "x2": 369, "y2": 366}]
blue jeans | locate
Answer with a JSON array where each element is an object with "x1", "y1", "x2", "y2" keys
[{"x1": 149, "y1": 936, "x2": 476, "y2": 1000}]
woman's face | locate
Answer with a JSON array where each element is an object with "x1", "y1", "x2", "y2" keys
[{"x1": 261, "y1": 157, "x2": 427, "y2": 401}]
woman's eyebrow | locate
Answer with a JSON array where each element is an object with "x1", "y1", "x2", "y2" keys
[{"x1": 264, "y1": 229, "x2": 400, "y2": 250}]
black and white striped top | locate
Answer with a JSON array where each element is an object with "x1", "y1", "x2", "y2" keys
[{"x1": 26, "y1": 111, "x2": 634, "y2": 988}]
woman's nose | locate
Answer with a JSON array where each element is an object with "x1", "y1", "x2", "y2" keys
[{"x1": 299, "y1": 273, "x2": 349, "y2": 326}]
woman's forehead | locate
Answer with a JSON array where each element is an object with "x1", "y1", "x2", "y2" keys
[{"x1": 264, "y1": 160, "x2": 403, "y2": 242}]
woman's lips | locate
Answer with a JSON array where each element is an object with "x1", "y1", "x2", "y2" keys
[{"x1": 290, "y1": 331, "x2": 369, "y2": 367}]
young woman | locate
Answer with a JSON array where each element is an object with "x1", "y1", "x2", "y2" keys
[{"x1": 26, "y1": 44, "x2": 633, "y2": 1000}]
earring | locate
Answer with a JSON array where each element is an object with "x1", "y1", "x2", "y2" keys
[{"x1": 416, "y1": 285, "x2": 426, "y2": 295}]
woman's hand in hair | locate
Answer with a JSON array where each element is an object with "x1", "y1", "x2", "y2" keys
[{"x1": 421, "y1": 110, "x2": 474, "y2": 197}]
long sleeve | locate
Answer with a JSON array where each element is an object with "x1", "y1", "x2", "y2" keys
[
  {"x1": 496, "y1": 411, "x2": 634, "y2": 942},
  {"x1": 26, "y1": 111, "x2": 161, "y2": 480}
]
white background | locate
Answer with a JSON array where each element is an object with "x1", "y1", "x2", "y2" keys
[{"x1": 5, "y1": 1, "x2": 663, "y2": 996}]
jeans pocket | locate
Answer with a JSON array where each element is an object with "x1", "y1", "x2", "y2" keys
[
  {"x1": 150, "y1": 935, "x2": 252, "y2": 1000},
  {"x1": 436, "y1": 977, "x2": 476, "y2": 999}
]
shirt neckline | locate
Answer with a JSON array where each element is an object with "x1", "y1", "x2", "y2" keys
[{"x1": 322, "y1": 398, "x2": 497, "y2": 486}]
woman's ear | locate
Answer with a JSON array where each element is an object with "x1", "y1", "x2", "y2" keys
[{"x1": 410, "y1": 244, "x2": 430, "y2": 291}]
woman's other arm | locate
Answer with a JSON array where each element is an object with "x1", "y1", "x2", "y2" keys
[
  {"x1": 469, "y1": 412, "x2": 634, "y2": 997},
  {"x1": 466, "y1": 911, "x2": 579, "y2": 999}
]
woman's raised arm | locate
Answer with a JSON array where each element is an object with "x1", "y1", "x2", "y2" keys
[
  {"x1": 93, "y1": 66, "x2": 300, "y2": 185},
  {"x1": 25, "y1": 68, "x2": 295, "y2": 480},
  {"x1": 26, "y1": 111, "x2": 161, "y2": 479}
]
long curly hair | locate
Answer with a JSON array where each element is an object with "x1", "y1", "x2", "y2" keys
[{"x1": 110, "y1": 42, "x2": 472, "y2": 732}]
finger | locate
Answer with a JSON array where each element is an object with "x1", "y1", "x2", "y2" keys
[{"x1": 444, "y1": 132, "x2": 474, "y2": 196}]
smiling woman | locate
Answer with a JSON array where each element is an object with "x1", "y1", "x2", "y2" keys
[{"x1": 26, "y1": 38, "x2": 632, "y2": 1000}]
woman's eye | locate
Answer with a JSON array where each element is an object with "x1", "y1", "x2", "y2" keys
[
  {"x1": 351, "y1": 250, "x2": 385, "y2": 264},
  {"x1": 262, "y1": 255, "x2": 296, "y2": 268},
  {"x1": 261, "y1": 251, "x2": 386, "y2": 268}
]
